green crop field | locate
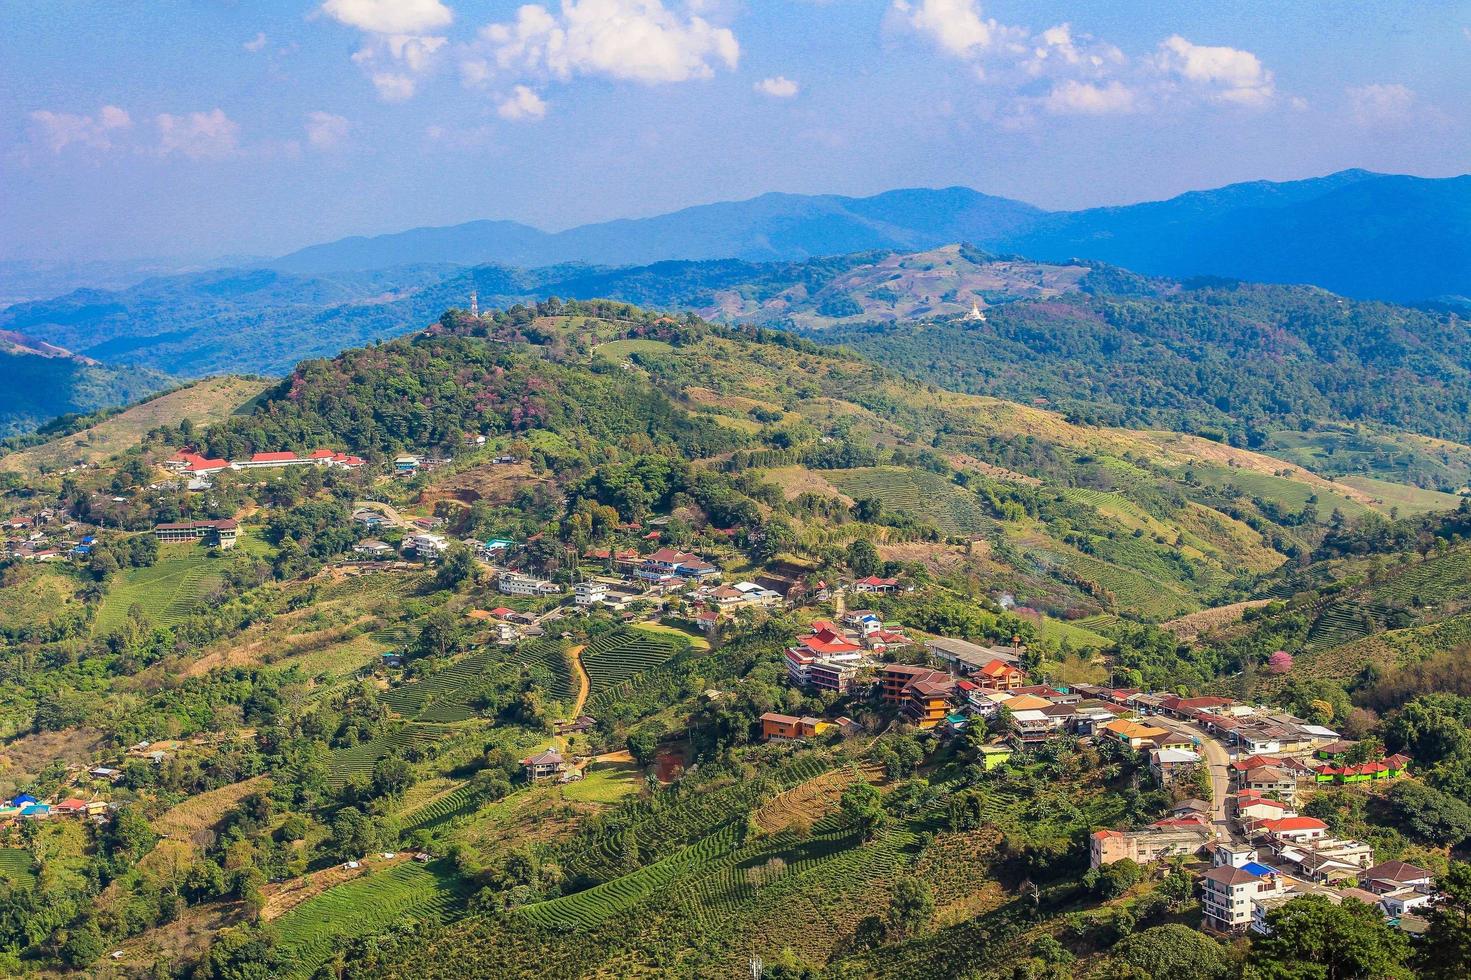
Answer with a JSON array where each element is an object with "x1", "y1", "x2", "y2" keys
[
  {"x1": 276, "y1": 630, "x2": 386, "y2": 681},
  {"x1": 324, "y1": 722, "x2": 454, "y2": 788},
  {"x1": 270, "y1": 859, "x2": 474, "y2": 978},
  {"x1": 1370, "y1": 549, "x2": 1471, "y2": 608},
  {"x1": 398, "y1": 782, "x2": 491, "y2": 835},
  {"x1": 561, "y1": 759, "x2": 641, "y2": 804},
  {"x1": 93, "y1": 545, "x2": 227, "y2": 634},
  {"x1": 1338, "y1": 475, "x2": 1465, "y2": 516},
  {"x1": 1190, "y1": 463, "x2": 1372, "y2": 519},
  {"x1": 634, "y1": 621, "x2": 711, "y2": 651},
  {"x1": 511, "y1": 638, "x2": 577, "y2": 704},
  {"x1": 383, "y1": 640, "x2": 568, "y2": 722},
  {"x1": 519, "y1": 824, "x2": 744, "y2": 929},
  {"x1": 1034, "y1": 615, "x2": 1111, "y2": 650},
  {"x1": 1038, "y1": 547, "x2": 1199, "y2": 620},
  {"x1": 1264, "y1": 427, "x2": 1471, "y2": 491},
  {"x1": 580, "y1": 628, "x2": 687, "y2": 703},
  {"x1": 827, "y1": 466, "x2": 993, "y2": 537},
  {"x1": 558, "y1": 754, "x2": 832, "y2": 889},
  {"x1": 0, "y1": 848, "x2": 35, "y2": 883}
]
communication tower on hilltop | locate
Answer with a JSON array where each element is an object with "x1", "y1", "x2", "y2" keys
[
  {"x1": 965, "y1": 301, "x2": 986, "y2": 322},
  {"x1": 469, "y1": 289, "x2": 479, "y2": 316}
]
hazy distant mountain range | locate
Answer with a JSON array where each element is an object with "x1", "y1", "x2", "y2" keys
[
  {"x1": 270, "y1": 169, "x2": 1471, "y2": 303},
  {"x1": 3, "y1": 168, "x2": 1469, "y2": 437}
]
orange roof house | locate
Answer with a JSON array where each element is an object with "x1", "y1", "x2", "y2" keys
[
  {"x1": 975, "y1": 658, "x2": 1027, "y2": 691},
  {"x1": 1099, "y1": 718, "x2": 1172, "y2": 749}
]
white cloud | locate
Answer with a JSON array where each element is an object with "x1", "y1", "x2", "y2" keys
[
  {"x1": 1346, "y1": 83, "x2": 1414, "y2": 126},
  {"x1": 889, "y1": 0, "x2": 1010, "y2": 58},
  {"x1": 497, "y1": 85, "x2": 548, "y2": 120},
  {"x1": 320, "y1": 0, "x2": 451, "y2": 35},
  {"x1": 349, "y1": 35, "x2": 447, "y2": 101},
  {"x1": 1154, "y1": 35, "x2": 1274, "y2": 106},
  {"x1": 383, "y1": 33, "x2": 447, "y2": 72},
  {"x1": 480, "y1": 0, "x2": 740, "y2": 84},
  {"x1": 755, "y1": 75, "x2": 799, "y2": 98},
  {"x1": 27, "y1": 105, "x2": 132, "y2": 153},
  {"x1": 244, "y1": 32, "x2": 268, "y2": 52},
  {"x1": 1024, "y1": 23, "x2": 1124, "y2": 76},
  {"x1": 326, "y1": 0, "x2": 450, "y2": 101},
  {"x1": 369, "y1": 72, "x2": 420, "y2": 102},
  {"x1": 155, "y1": 109, "x2": 241, "y2": 160},
  {"x1": 1043, "y1": 79, "x2": 1136, "y2": 115},
  {"x1": 891, "y1": 8, "x2": 1286, "y2": 122},
  {"x1": 305, "y1": 111, "x2": 351, "y2": 148},
  {"x1": 98, "y1": 106, "x2": 132, "y2": 131}
]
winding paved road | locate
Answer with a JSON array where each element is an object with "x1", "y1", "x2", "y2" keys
[{"x1": 1169, "y1": 719, "x2": 1236, "y2": 842}]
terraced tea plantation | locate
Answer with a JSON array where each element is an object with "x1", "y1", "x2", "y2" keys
[
  {"x1": 1369, "y1": 548, "x2": 1471, "y2": 608},
  {"x1": 0, "y1": 848, "x2": 35, "y2": 883},
  {"x1": 512, "y1": 638, "x2": 577, "y2": 704},
  {"x1": 1307, "y1": 600, "x2": 1394, "y2": 648},
  {"x1": 1033, "y1": 546, "x2": 1199, "y2": 620},
  {"x1": 580, "y1": 628, "x2": 688, "y2": 702},
  {"x1": 398, "y1": 782, "x2": 487, "y2": 835},
  {"x1": 93, "y1": 546, "x2": 226, "y2": 634},
  {"x1": 325, "y1": 722, "x2": 453, "y2": 788},
  {"x1": 383, "y1": 639, "x2": 568, "y2": 722},
  {"x1": 828, "y1": 466, "x2": 992, "y2": 537},
  {"x1": 270, "y1": 859, "x2": 474, "y2": 978}
]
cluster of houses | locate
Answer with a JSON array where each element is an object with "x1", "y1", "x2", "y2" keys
[
  {"x1": 0, "y1": 792, "x2": 109, "y2": 823},
  {"x1": 1201, "y1": 853, "x2": 1438, "y2": 935},
  {"x1": 1092, "y1": 784, "x2": 1435, "y2": 936},
  {"x1": 2, "y1": 508, "x2": 94, "y2": 562},
  {"x1": 1073, "y1": 691, "x2": 1429, "y2": 935},
  {"x1": 165, "y1": 448, "x2": 366, "y2": 483},
  {"x1": 776, "y1": 616, "x2": 1437, "y2": 937},
  {"x1": 783, "y1": 613, "x2": 917, "y2": 696}
]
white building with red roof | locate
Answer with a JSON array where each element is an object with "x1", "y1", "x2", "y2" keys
[{"x1": 786, "y1": 622, "x2": 867, "y2": 692}]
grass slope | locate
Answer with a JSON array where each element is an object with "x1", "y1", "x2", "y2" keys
[
  {"x1": 93, "y1": 545, "x2": 227, "y2": 634},
  {"x1": 269, "y1": 859, "x2": 473, "y2": 978},
  {"x1": 0, "y1": 376, "x2": 269, "y2": 475}
]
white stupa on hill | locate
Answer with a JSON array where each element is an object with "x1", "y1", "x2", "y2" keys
[{"x1": 964, "y1": 302, "x2": 987, "y2": 322}]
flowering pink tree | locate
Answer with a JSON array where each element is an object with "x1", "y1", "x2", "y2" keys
[{"x1": 1267, "y1": 650, "x2": 1293, "y2": 674}]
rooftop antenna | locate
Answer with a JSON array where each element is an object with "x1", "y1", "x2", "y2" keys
[{"x1": 469, "y1": 289, "x2": 479, "y2": 317}]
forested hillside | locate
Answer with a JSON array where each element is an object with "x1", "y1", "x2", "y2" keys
[
  {"x1": 11, "y1": 246, "x2": 1471, "y2": 473},
  {"x1": 815, "y1": 277, "x2": 1471, "y2": 454},
  {"x1": 0, "y1": 333, "x2": 173, "y2": 438}
]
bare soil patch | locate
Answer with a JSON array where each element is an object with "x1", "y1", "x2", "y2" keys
[
  {"x1": 0, "y1": 727, "x2": 106, "y2": 793},
  {"x1": 1161, "y1": 599, "x2": 1272, "y2": 641}
]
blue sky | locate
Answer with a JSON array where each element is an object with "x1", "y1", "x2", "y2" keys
[{"x1": 2, "y1": 0, "x2": 1467, "y2": 261}]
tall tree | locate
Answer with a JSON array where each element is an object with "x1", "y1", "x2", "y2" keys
[
  {"x1": 1418, "y1": 862, "x2": 1471, "y2": 980},
  {"x1": 1249, "y1": 894, "x2": 1409, "y2": 980}
]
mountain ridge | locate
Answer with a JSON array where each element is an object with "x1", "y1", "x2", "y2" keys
[{"x1": 265, "y1": 169, "x2": 1470, "y2": 302}]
